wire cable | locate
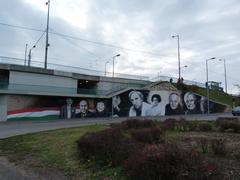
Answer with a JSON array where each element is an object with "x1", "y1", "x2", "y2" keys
[{"x1": 0, "y1": 22, "x2": 173, "y2": 58}]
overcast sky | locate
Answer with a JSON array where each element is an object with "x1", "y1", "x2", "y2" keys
[{"x1": 0, "y1": 0, "x2": 240, "y2": 94}]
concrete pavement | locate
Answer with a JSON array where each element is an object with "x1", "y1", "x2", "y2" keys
[{"x1": 0, "y1": 113, "x2": 233, "y2": 139}]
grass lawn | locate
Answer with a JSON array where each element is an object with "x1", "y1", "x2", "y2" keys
[
  {"x1": 1, "y1": 121, "x2": 240, "y2": 179},
  {"x1": 0, "y1": 124, "x2": 116, "y2": 179}
]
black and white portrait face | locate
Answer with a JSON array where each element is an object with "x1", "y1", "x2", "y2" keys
[
  {"x1": 112, "y1": 95, "x2": 121, "y2": 108},
  {"x1": 66, "y1": 98, "x2": 73, "y2": 106},
  {"x1": 169, "y1": 93, "x2": 180, "y2": 110},
  {"x1": 96, "y1": 101, "x2": 105, "y2": 112},
  {"x1": 79, "y1": 100, "x2": 88, "y2": 113},
  {"x1": 151, "y1": 94, "x2": 161, "y2": 107},
  {"x1": 184, "y1": 93, "x2": 196, "y2": 110},
  {"x1": 129, "y1": 91, "x2": 143, "y2": 109}
]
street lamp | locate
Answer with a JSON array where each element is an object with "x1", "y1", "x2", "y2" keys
[
  {"x1": 104, "y1": 61, "x2": 109, "y2": 76},
  {"x1": 172, "y1": 35, "x2": 181, "y2": 81},
  {"x1": 206, "y1": 57, "x2": 216, "y2": 114},
  {"x1": 112, "y1": 54, "x2": 120, "y2": 78},
  {"x1": 219, "y1": 58, "x2": 227, "y2": 93},
  {"x1": 24, "y1": 44, "x2": 28, "y2": 66},
  {"x1": 28, "y1": 45, "x2": 36, "y2": 67}
]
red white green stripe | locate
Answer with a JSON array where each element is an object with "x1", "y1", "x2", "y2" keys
[{"x1": 7, "y1": 108, "x2": 60, "y2": 121}]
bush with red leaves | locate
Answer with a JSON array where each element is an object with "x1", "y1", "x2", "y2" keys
[
  {"x1": 162, "y1": 118, "x2": 176, "y2": 131},
  {"x1": 198, "y1": 123, "x2": 212, "y2": 132},
  {"x1": 130, "y1": 128, "x2": 164, "y2": 144},
  {"x1": 77, "y1": 128, "x2": 143, "y2": 166},
  {"x1": 123, "y1": 144, "x2": 220, "y2": 180},
  {"x1": 121, "y1": 119, "x2": 156, "y2": 129}
]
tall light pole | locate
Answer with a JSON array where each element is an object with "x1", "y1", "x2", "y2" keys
[
  {"x1": 219, "y1": 58, "x2": 227, "y2": 93},
  {"x1": 104, "y1": 61, "x2": 109, "y2": 76},
  {"x1": 112, "y1": 54, "x2": 120, "y2": 78},
  {"x1": 44, "y1": 0, "x2": 50, "y2": 69},
  {"x1": 28, "y1": 45, "x2": 36, "y2": 67},
  {"x1": 24, "y1": 44, "x2": 28, "y2": 66},
  {"x1": 206, "y1": 57, "x2": 216, "y2": 114},
  {"x1": 172, "y1": 35, "x2": 181, "y2": 81}
]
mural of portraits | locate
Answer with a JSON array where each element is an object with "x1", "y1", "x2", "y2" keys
[
  {"x1": 75, "y1": 98, "x2": 110, "y2": 118},
  {"x1": 165, "y1": 92, "x2": 184, "y2": 115},
  {"x1": 7, "y1": 90, "x2": 228, "y2": 121},
  {"x1": 95, "y1": 100, "x2": 109, "y2": 117},
  {"x1": 128, "y1": 90, "x2": 150, "y2": 117},
  {"x1": 112, "y1": 95, "x2": 126, "y2": 117},
  {"x1": 112, "y1": 89, "x2": 228, "y2": 117},
  {"x1": 59, "y1": 98, "x2": 76, "y2": 119},
  {"x1": 183, "y1": 92, "x2": 201, "y2": 114},
  {"x1": 146, "y1": 93, "x2": 162, "y2": 116},
  {"x1": 75, "y1": 99, "x2": 94, "y2": 118}
]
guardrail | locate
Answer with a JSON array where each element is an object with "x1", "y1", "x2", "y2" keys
[
  {"x1": 150, "y1": 75, "x2": 206, "y2": 88},
  {"x1": 0, "y1": 56, "x2": 149, "y2": 81}
]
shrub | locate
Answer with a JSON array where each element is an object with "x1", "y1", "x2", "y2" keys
[
  {"x1": 198, "y1": 123, "x2": 212, "y2": 132},
  {"x1": 196, "y1": 137, "x2": 210, "y2": 153},
  {"x1": 123, "y1": 144, "x2": 181, "y2": 180},
  {"x1": 176, "y1": 118, "x2": 190, "y2": 132},
  {"x1": 216, "y1": 118, "x2": 240, "y2": 133},
  {"x1": 179, "y1": 150, "x2": 220, "y2": 180},
  {"x1": 123, "y1": 144, "x2": 220, "y2": 180},
  {"x1": 162, "y1": 118, "x2": 176, "y2": 131},
  {"x1": 77, "y1": 128, "x2": 126, "y2": 165},
  {"x1": 210, "y1": 138, "x2": 227, "y2": 156},
  {"x1": 121, "y1": 119, "x2": 156, "y2": 129},
  {"x1": 130, "y1": 128, "x2": 163, "y2": 144}
]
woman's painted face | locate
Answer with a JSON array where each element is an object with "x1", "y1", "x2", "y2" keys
[
  {"x1": 152, "y1": 97, "x2": 159, "y2": 106},
  {"x1": 185, "y1": 94, "x2": 196, "y2": 110}
]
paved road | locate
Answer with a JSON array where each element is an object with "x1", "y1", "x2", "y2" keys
[{"x1": 0, "y1": 113, "x2": 233, "y2": 139}]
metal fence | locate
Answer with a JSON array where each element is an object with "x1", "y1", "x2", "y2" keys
[
  {"x1": 0, "y1": 56, "x2": 208, "y2": 89},
  {"x1": 0, "y1": 56, "x2": 149, "y2": 81},
  {"x1": 150, "y1": 75, "x2": 206, "y2": 88}
]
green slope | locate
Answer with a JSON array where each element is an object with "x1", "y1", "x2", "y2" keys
[{"x1": 174, "y1": 83, "x2": 233, "y2": 106}]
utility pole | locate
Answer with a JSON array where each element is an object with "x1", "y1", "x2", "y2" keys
[
  {"x1": 172, "y1": 35, "x2": 181, "y2": 81},
  {"x1": 44, "y1": 0, "x2": 50, "y2": 69},
  {"x1": 219, "y1": 59, "x2": 228, "y2": 93}
]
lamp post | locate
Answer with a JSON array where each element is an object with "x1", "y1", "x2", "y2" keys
[
  {"x1": 28, "y1": 45, "x2": 36, "y2": 67},
  {"x1": 206, "y1": 57, "x2": 216, "y2": 114},
  {"x1": 219, "y1": 58, "x2": 227, "y2": 93},
  {"x1": 172, "y1": 35, "x2": 181, "y2": 81},
  {"x1": 24, "y1": 44, "x2": 28, "y2": 66},
  {"x1": 44, "y1": 0, "x2": 50, "y2": 69},
  {"x1": 112, "y1": 54, "x2": 120, "y2": 78},
  {"x1": 104, "y1": 61, "x2": 109, "y2": 76}
]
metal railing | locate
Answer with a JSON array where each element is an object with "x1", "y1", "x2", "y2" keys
[
  {"x1": 0, "y1": 56, "x2": 149, "y2": 81},
  {"x1": 150, "y1": 75, "x2": 206, "y2": 88}
]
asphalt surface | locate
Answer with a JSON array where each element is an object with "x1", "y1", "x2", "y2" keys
[{"x1": 0, "y1": 113, "x2": 233, "y2": 139}]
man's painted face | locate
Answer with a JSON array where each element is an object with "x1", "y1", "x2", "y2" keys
[
  {"x1": 169, "y1": 94, "x2": 180, "y2": 110},
  {"x1": 185, "y1": 94, "x2": 196, "y2": 110},
  {"x1": 97, "y1": 102, "x2": 105, "y2": 112},
  {"x1": 79, "y1": 100, "x2": 88, "y2": 113},
  {"x1": 130, "y1": 92, "x2": 143, "y2": 109}
]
